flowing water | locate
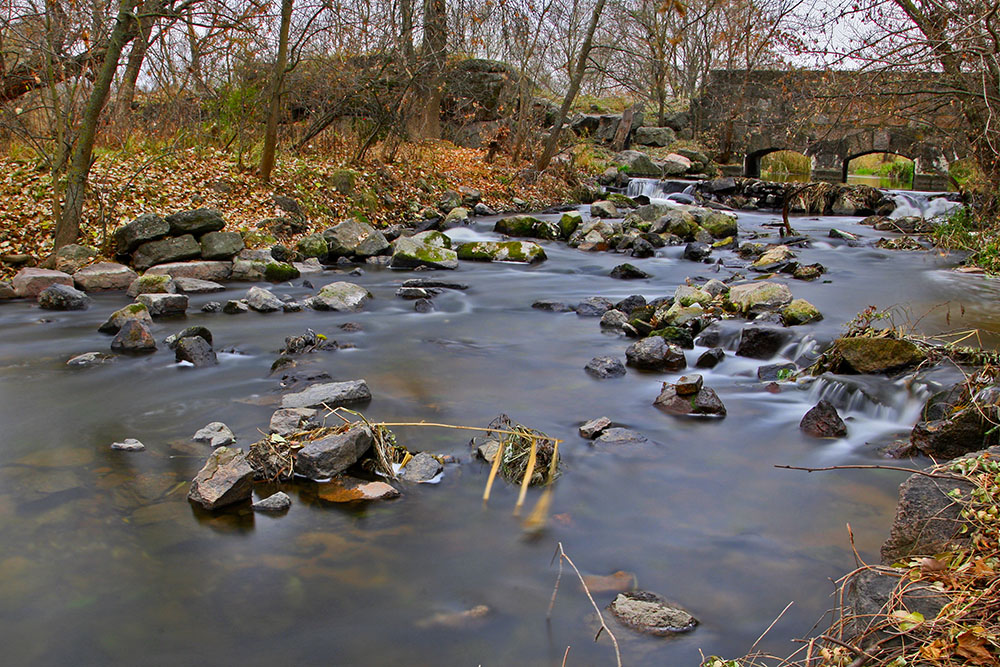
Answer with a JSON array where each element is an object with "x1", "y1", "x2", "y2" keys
[{"x1": 1, "y1": 195, "x2": 997, "y2": 665}]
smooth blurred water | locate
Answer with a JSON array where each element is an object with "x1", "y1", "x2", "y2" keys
[{"x1": 0, "y1": 206, "x2": 995, "y2": 666}]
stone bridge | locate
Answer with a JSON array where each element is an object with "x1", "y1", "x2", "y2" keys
[{"x1": 691, "y1": 70, "x2": 967, "y2": 190}]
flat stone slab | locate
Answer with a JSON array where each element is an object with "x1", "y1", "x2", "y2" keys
[
  {"x1": 73, "y1": 262, "x2": 138, "y2": 291},
  {"x1": 136, "y1": 293, "x2": 189, "y2": 317},
  {"x1": 281, "y1": 380, "x2": 372, "y2": 410},
  {"x1": 172, "y1": 277, "x2": 226, "y2": 293},
  {"x1": 146, "y1": 261, "x2": 233, "y2": 281}
]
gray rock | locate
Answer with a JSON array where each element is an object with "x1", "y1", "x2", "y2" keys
[
  {"x1": 397, "y1": 287, "x2": 436, "y2": 299},
  {"x1": 625, "y1": 336, "x2": 686, "y2": 371},
  {"x1": 253, "y1": 491, "x2": 292, "y2": 512},
  {"x1": 67, "y1": 352, "x2": 114, "y2": 367},
  {"x1": 0, "y1": 281, "x2": 15, "y2": 299},
  {"x1": 585, "y1": 356, "x2": 627, "y2": 379},
  {"x1": 126, "y1": 274, "x2": 176, "y2": 297},
  {"x1": 110, "y1": 438, "x2": 145, "y2": 451},
  {"x1": 114, "y1": 213, "x2": 169, "y2": 254},
  {"x1": 727, "y1": 282, "x2": 793, "y2": 314},
  {"x1": 389, "y1": 236, "x2": 459, "y2": 270},
  {"x1": 610, "y1": 263, "x2": 652, "y2": 280},
  {"x1": 132, "y1": 235, "x2": 202, "y2": 270},
  {"x1": 199, "y1": 231, "x2": 245, "y2": 260},
  {"x1": 842, "y1": 567, "x2": 949, "y2": 647},
  {"x1": 532, "y1": 299, "x2": 575, "y2": 312},
  {"x1": 202, "y1": 301, "x2": 222, "y2": 312},
  {"x1": 579, "y1": 416, "x2": 612, "y2": 439},
  {"x1": 683, "y1": 242, "x2": 711, "y2": 261},
  {"x1": 175, "y1": 336, "x2": 217, "y2": 367},
  {"x1": 12, "y1": 267, "x2": 73, "y2": 298},
  {"x1": 414, "y1": 298, "x2": 434, "y2": 312},
  {"x1": 165, "y1": 208, "x2": 225, "y2": 236},
  {"x1": 399, "y1": 452, "x2": 444, "y2": 482},
  {"x1": 474, "y1": 203, "x2": 496, "y2": 216},
  {"x1": 308, "y1": 282, "x2": 373, "y2": 311},
  {"x1": 600, "y1": 309, "x2": 628, "y2": 329},
  {"x1": 164, "y1": 326, "x2": 213, "y2": 350},
  {"x1": 136, "y1": 293, "x2": 188, "y2": 317},
  {"x1": 609, "y1": 591, "x2": 697, "y2": 636},
  {"x1": 187, "y1": 446, "x2": 255, "y2": 510},
  {"x1": 223, "y1": 300, "x2": 249, "y2": 314},
  {"x1": 654, "y1": 383, "x2": 726, "y2": 416},
  {"x1": 281, "y1": 380, "x2": 372, "y2": 410},
  {"x1": 146, "y1": 261, "x2": 232, "y2": 281},
  {"x1": 193, "y1": 422, "x2": 236, "y2": 447},
  {"x1": 593, "y1": 428, "x2": 650, "y2": 449},
  {"x1": 269, "y1": 407, "x2": 319, "y2": 436},
  {"x1": 324, "y1": 219, "x2": 387, "y2": 258},
  {"x1": 614, "y1": 150, "x2": 662, "y2": 177},
  {"x1": 591, "y1": 200, "x2": 618, "y2": 219},
  {"x1": 633, "y1": 126, "x2": 676, "y2": 147},
  {"x1": 73, "y1": 262, "x2": 137, "y2": 292},
  {"x1": 111, "y1": 320, "x2": 156, "y2": 353},
  {"x1": 99, "y1": 303, "x2": 152, "y2": 334},
  {"x1": 675, "y1": 374, "x2": 703, "y2": 395},
  {"x1": 294, "y1": 423, "x2": 374, "y2": 480},
  {"x1": 757, "y1": 361, "x2": 797, "y2": 381},
  {"x1": 55, "y1": 243, "x2": 98, "y2": 273},
  {"x1": 736, "y1": 326, "x2": 789, "y2": 360},
  {"x1": 246, "y1": 286, "x2": 284, "y2": 313},
  {"x1": 38, "y1": 284, "x2": 91, "y2": 310},
  {"x1": 800, "y1": 400, "x2": 848, "y2": 438},
  {"x1": 576, "y1": 296, "x2": 615, "y2": 317}
]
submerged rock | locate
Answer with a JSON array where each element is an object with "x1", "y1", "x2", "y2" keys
[
  {"x1": 67, "y1": 352, "x2": 115, "y2": 367},
  {"x1": 188, "y1": 446, "x2": 255, "y2": 510},
  {"x1": 281, "y1": 380, "x2": 372, "y2": 410},
  {"x1": 799, "y1": 400, "x2": 847, "y2": 438},
  {"x1": 295, "y1": 423, "x2": 374, "y2": 480},
  {"x1": 316, "y1": 476, "x2": 400, "y2": 502},
  {"x1": 253, "y1": 491, "x2": 292, "y2": 512},
  {"x1": 609, "y1": 591, "x2": 698, "y2": 636},
  {"x1": 593, "y1": 428, "x2": 651, "y2": 449}
]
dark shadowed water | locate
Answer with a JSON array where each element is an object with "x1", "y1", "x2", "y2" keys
[{"x1": 1, "y1": 200, "x2": 997, "y2": 666}]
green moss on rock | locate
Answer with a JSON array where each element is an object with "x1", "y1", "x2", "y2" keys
[{"x1": 264, "y1": 262, "x2": 301, "y2": 282}]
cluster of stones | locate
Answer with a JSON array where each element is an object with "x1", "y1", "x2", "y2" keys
[
  {"x1": 603, "y1": 147, "x2": 711, "y2": 184},
  {"x1": 113, "y1": 209, "x2": 245, "y2": 271},
  {"x1": 695, "y1": 177, "x2": 899, "y2": 215},
  {"x1": 395, "y1": 277, "x2": 469, "y2": 313}
]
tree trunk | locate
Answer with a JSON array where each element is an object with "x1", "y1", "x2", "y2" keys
[
  {"x1": 399, "y1": 0, "x2": 416, "y2": 70},
  {"x1": 116, "y1": 0, "x2": 160, "y2": 113},
  {"x1": 260, "y1": 0, "x2": 294, "y2": 183},
  {"x1": 413, "y1": 0, "x2": 446, "y2": 139},
  {"x1": 534, "y1": 0, "x2": 608, "y2": 173},
  {"x1": 55, "y1": 0, "x2": 140, "y2": 250}
]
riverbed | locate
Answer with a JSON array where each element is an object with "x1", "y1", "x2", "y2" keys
[{"x1": 0, "y1": 197, "x2": 995, "y2": 665}]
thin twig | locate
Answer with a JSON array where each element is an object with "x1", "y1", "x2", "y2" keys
[
  {"x1": 775, "y1": 464, "x2": 964, "y2": 481},
  {"x1": 749, "y1": 600, "x2": 795, "y2": 654},
  {"x1": 550, "y1": 542, "x2": 623, "y2": 667}
]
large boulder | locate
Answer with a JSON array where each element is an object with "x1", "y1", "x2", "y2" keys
[
  {"x1": 308, "y1": 282, "x2": 373, "y2": 311},
  {"x1": 456, "y1": 240, "x2": 546, "y2": 263},
  {"x1": 614, "y1": 150, "x2": 662, "y2": 177},
  {"x1": 294, "y1": 423, "x2": 374, "y2": 480},
  {"x1": 73, "y1": 262, "x2": 138, "y2": 291},
  {"x1": 126, "y1": 274, "x2": 176, "y2": 297},
  {"x1": 727, "y1": 281, "x2": 793, "y2": 314},
  {"x1": 736, "y1": 326, "x2": 789, "y2": 359},
  {"x1": 633, "y1": 126, "x2": 676, "y2": 147},
  {"x1": 389, "y1": 236, "x2": 458, "y2": 270},
  {"x1": 114, "y1": 213, "x2": 169, "y2": 254},
  {"x1": 146, "y1": 261, "x2": 232, "y2": 281},
  {"x1": 132, "y1": 235, "x2": 202, "y2": 270},
  {"x1": 175, "y1": 336, "x2": 217, "y2": 367},
  {"x1": 910, "y1": 407, "x2": 998, "y2": 459},
  {"x1": 625, "y1": 336, "x2": 686, "y2": 371},
  {"x1": 280, "y1": 380, "x2": 372, "y2": 409},
  {"x1": 831, "y1": 337, "x2": 925, "y2": 374},
  {"x1": 187, "y1": 446, "x2": 255, "y2": 510},
  {"x1": 199, "y1": 231, "x2": 245, "y2": 260},
  {"x1": 324, "y1": 219, "x2": 389, "y2": 258},
  {"x1": 38, "y1": 284, "x2": 91, "y2": 310},
  {"x1": 12, "y1": 267, "x2": 73, "y2": 298},
  {"x1": 165, "y1": 208, "x2": 225, "y2": 236},
  {"x1": 55, "y1": 244, "x2": 98, "y2": 274}
]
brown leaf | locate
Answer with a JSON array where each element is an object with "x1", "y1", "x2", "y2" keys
[{"x1": 955, "y1": 631, "x2": 998, "y2": 666}]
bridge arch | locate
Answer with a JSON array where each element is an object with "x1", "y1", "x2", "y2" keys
[{"x1": 842, "y1": 151, "x2": 915, "y2": 189}]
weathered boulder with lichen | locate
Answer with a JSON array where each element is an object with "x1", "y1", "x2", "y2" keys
[
  {"x1": 782, "y1": 299, "x2": 823, "y2": 326},
  {"x1": 830, "y1": 337, "x2": 925, "y2": 375},
  {"x1": 456, "y1": 240, "x2": 547, "y2": 263},
  {"x1": 389, "y1": 236, "x2": 459, "y2": 270},
  {"x1": 494, "y1": 215, "x2": 560, "y2": 240},
  {"x1": 99, "y1": 303, "x2": 152, "y2": 334},
  {"x1": 727, "y1": 281, "x2": 793, "y2": 314},
  {"x1": 308, "y1": 282, "x2": 373, "y2": 311}
]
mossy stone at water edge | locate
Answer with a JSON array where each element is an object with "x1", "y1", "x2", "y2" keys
[
  {"x1": 456, "y1": 241, "x2": 546, "y2": 263},
  {"x1": 389, "y1": 237, "x2": 459, "y2": 270},
  {"x1": 559, "y1": 212, "x2": 582, "y2": 239},
  {"x1": 264, "y1": 262, "x2": 300, "y2": 282},
  {"x1": 782, "y1": 298, "x2": 823, "y2": 326},
  {"x1": 832, "y1": 337, "x2": 925, "y2": 374},
  {"x1": 296, "y1": 233, "x2": 329, "y2": 259},
  {"x1": 700, "y1": 211, "x2": 738, "y2": 239},
  {"x1": 493, "y1": 215, "x2": 559, "y2": 240},
  {"x1": 99, "y1": 302, "x2": 152, "y2": 334}
]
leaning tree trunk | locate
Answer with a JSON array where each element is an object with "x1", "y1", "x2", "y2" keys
[
  {"x1": 116, "y1": 0, "x2": 160, "y2": 113},
  {"x1": 260, "y1": 0, "x2": 294, "y2": 183},
  {"x1": 56, "y1": 0, "x2": 139, "y2": 250},
  {"x1": 534, "y1": 0, "x2": 608, "y2": 173}
]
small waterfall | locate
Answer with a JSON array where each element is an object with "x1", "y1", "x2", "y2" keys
[
  {"x1": 626, "y1": 178, "x2": 698, "y2": 201},
  {"x1": 890, "y1": 191, "x2": 960, "y2": 219},
  {"x1": 807, "y1": 373, "x2": 929, "y2": 424}
]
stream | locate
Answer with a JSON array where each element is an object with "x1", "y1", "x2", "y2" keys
[{"x1": 1, "y1": 187, "x2": 997, "y2": 665}]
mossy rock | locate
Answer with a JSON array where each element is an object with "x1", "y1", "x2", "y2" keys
[
  {"x1": 329, "y1": 169, "x2": 360, "y2": 195},
  {"x1": 701, "y1": 212, "x2": 738, "y2": 239},
  {"x1": 832, "y1": 337, "x2": 926, "y2": 374},
  {"x1": 782, "y1": 299, "x2": 823, "y2": 326},
  {"x1": 411, "y1": 230, "x2": 452, "y2": 249},
  {"x1": 443, "y1": 207, "x2": 470, "y2": 226},
  {"x1": 390, "y1": 237, "x2": 459, "y2": 270},
  {"x1": 559, "y1": 211, "x2": 583, "y2": 239},
  {"x1": 655, "y1": 302, "x2": 704, "y2": 327},
  {"x1": 648, "y1": 326, "x2": 694, "y2": 349},
  {"x1": 264, "y1": 262, "x2": 301, "y2": 282},
  {"x1": 712, "y1": 236, "x2": 737, "y2": 249},
  {"x1": 665, "y1": 215, "x2": 700, "y2": 240},
  {"x1": 456, "y1": 241, "x2": 547, "y2": 263},
  {"x1": 608, "y1": 193, "x2": 638, "y2": 209},
  {"x1": 674, "y1": 285, "x2": 712, "y2": 307},
  {"x1": 630, "y1": 305, "x2": 656, "y2": 322},
  {"x1": 494, "y1": 215, "x2": 559, "y2": 240},
  {"x1": 296, "y1": 233, "x2": 329, "y2": 259}
]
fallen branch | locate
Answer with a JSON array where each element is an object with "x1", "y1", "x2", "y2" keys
[
  {"x1": 775, "y1": 463, "x2": 964, "y2": 481},
  {"x1": 549, "y1": 542, "x2": 622, "y2": 667}
]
